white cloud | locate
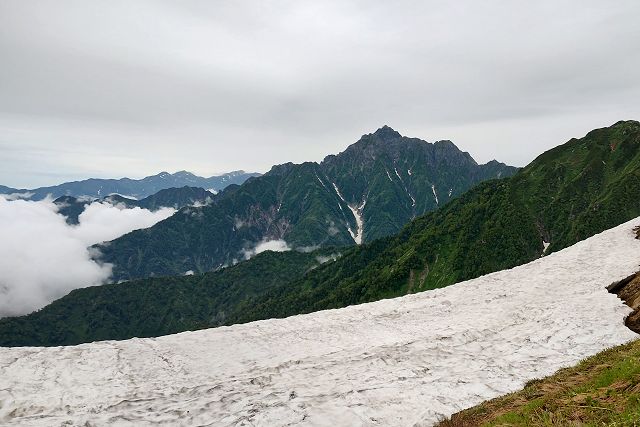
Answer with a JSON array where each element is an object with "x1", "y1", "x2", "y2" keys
[
  {"x1": 105, "y1": 193, "x2": 138, "y2": 200},
  {"x1": 192, "y1": 196, "x2": 213, "y2": 208},
  {"x1": 1, "y1": 1, "x2": 639, "y2": 188},
  {"x1": 71, "y1": 202, "x2": 175, "y2": 245},
  {"x1": 316, "y1": 253, "x2": 341, "y2": 264},
  {"x1": 327, "y1": 221, "x2": 340, "y2": 236},
  {"x1": 297, "y1": 245, "x2": 320, "y2": 253},
  {"x1": 0, "y1": 196, "x2": 175, "y2": 317},
  {"x1": 234, "y1": 217, "x2": 246, "y2": 229},
  {"x1": 1, "y1": 191, "x2": 34, "y2": 201},
  {"x1": 242, "y1": 239, "x2": 291, "y2": 259}
]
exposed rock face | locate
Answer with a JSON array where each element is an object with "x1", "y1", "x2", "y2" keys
[{"x1": 607, "y1": 227, "x2": 640, "y2": 334}]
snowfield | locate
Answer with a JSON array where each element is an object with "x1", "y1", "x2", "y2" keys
[{"x1": 2, "y1": 219, "x2": 640, "y2": 426}]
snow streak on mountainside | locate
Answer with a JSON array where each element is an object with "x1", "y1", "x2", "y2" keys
[
  {"x1": 1, "y1": 219, "x2": 640, "y2": 426},
  {"x1": 331, "y1": 182, "x2": 365, "y2": 245},
  {"x1": 98, "y1": 127, "x2": 519, "y2": 281}
]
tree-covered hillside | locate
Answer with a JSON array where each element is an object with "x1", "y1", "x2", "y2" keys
[
  {"x1": 228, "y1": 120, "x2": 640, "y2": 323},
  {"x1": 0, "y1": 249, "x2": 338, "y2": 346},
  {"x1": 1, "y1": 120, "x2": 637, "y2": 347},
  {"x1": 98, "y1": 126, "x2": 517, "y2": 281}
]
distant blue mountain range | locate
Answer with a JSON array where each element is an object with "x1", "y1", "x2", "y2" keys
[{"x1": 0, "y1": 170, "x2": 260, "y2": 200}]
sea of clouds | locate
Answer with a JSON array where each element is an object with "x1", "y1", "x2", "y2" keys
[{"x1": 0, "y1": 195, "x2": 174, "y2": 317}]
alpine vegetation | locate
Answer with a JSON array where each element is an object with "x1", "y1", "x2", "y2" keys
[
  {"x1": 4, "y1": 121, "x2": 638, "y2": 346},
  {"x1": 96, "y1": 126, "x2": 517, "y2": 281}
]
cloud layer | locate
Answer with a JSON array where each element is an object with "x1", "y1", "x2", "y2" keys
[
  {"x1": 0, "y1": 196, "x2": 174, "y2": 317},
  {"x1": 1, "y1": 1, "x2": 639, "y2": 187},
  {"x1": 242, "y1": 239, "x2": 291, "y2": 260}
]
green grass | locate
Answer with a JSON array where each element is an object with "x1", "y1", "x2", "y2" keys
[{"x1": 441, "y1": 339, "x2": 640, "y2": 426}]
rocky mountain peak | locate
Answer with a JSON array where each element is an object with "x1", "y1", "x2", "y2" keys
[
  {"x1": 433, "y1": 140, "x2": 456, "y2": 148},
  {"x1": 372, "y1": 125, "x2": 402, "y2": 141}
]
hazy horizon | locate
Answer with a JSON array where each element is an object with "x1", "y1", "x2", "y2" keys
[
  {"x1": 2, "y1": 1, "x2": 639, "y2": 187},
  {"x1": 4, "y1": 119, "x2": 638, "y2": 189}
]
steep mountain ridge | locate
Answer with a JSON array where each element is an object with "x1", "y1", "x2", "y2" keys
[
  {"x1": 226, "y1": 120, "x2": 640, "y2": 323},
  {"x1": 97, "y1": 127, "x2": 517, "y2": 280},
  {"x1": 2, "y1": 121, "x2": 636, "y2": 345},
  {"x1": 321, "y1": 126, "x2": 512, "y2": 239},
  {"x1": 0, "y1": 170, "x2": 259, "y2": 200}
]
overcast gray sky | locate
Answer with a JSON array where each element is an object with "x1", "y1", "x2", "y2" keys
[{"x1": 1, "y1": 0, "x2": 639, "y2": 188}]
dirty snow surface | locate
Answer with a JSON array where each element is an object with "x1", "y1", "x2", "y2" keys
[{"x1": 2, "y1": 219, "x2": 640, "y2": 426}]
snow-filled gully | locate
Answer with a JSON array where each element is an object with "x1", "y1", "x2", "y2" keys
[
  {"x1": 2, "y1": 218, "x2": 640, "y2": 426},
  {"x1": 332, "y1": 182, "x2": 365, "y2": 245}
]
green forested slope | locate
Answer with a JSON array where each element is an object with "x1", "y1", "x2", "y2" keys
[
  {"x1": 98, "y1": 126, "x2": 516, "y2": 281},
  {"x1": 227, "y1": 120, "x2": 640, "y2": 323},
  {"x1": 0, "y1": 249, "x2": 337, "y2": 346},
  {"x1": 1, "y1": 121, "x2": 637, "y2": 347}
]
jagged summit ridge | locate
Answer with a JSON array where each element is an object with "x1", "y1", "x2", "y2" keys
[
  {"x1": 97, "y1": 127, "x2": 518, "y2": 281},
  {"x1": 372, "y1": 124, "x2": 402, "y2": 141},
  {"x1": 3, "y1": 120, "x2": 639, "y2": 346}
]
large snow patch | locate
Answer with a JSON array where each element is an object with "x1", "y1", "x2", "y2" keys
[{"x1": 2, "y1": 218, "x2": 640, "y2": 426}]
